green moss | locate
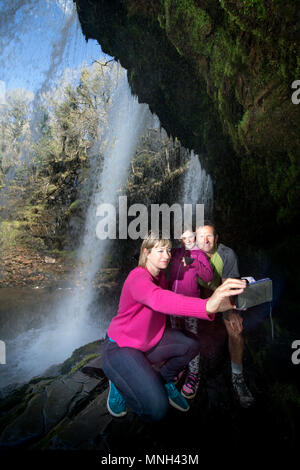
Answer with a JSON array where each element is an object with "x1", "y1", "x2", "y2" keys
[
  {"x1": 75, "y1": 0, "x2": 300, "y2": 247},
  {"x1": 50, "y1": 248, "x2": 76, "y2": 260},
  {"x1": 60, "y1": 341, "x2": 101, "y2": 375},
  {"x1": 240, "y1": 0, "x2": 267, "y2": 20},
  {"x1": 68, "y1": 353, "x2": 99, "y2": 375},
  {"x1": 68, "y1": 199, "x2": 81, "y2": 212},
  {"x1": 159, "y1": 0, "x2": 212, "y2": 56},
  {"x1": 46, "y1": 184, "x2": 58, "y2": 195},
  {"x1": 0, "y1": 221, "x2": 21, "y2": 248},
  {"x1": 162, "y1": 0, "x2": 171, "y2": 32},
  {"x1": 19, "y1": 204, "x2": 45, "y2": 223},
  {"x1": 28, "y1": 376, "x2": 56, "y2": 386},
  {"x1": 238, "y1": 109, "x2": 250, "y2": 135}
]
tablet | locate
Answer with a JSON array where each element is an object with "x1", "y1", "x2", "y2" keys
[{"x1": 235, "y1": 278, "x2": 273, "y2": 310}]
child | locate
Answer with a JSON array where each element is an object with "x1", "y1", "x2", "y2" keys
[{"x1": 169, "y1": 228, "x2": 213, "y2": 399}]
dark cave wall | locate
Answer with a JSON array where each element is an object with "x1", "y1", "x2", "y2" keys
[{"x1": 73, "y1": 0, "x2": 300, "y2": 247}]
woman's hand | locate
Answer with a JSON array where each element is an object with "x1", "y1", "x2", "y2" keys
[{"x1": 206, "y1": 278, "x2": 246, "y2": 315}]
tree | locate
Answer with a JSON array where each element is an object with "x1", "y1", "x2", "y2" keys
[{"x1": 0, "y1": 88, "x2": 33, "y2": 172}]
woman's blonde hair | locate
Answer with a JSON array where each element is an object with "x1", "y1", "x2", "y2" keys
[{"x1": 138, "y1": 232, "x2": 172, "y2": 268}]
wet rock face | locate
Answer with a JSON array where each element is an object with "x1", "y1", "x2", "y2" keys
[
  {"x1": 0, "y1": 324, "x2": 299, "y2": 455},
  {"x1": 0, "y1": 336, "x2": 228, "y2": 451},
  {"x1": 74, "y1": 0, "x2": 299, "y2": 245},
  {"x1": 0, "y1": 341, "x2": 107, "y2": 450}
]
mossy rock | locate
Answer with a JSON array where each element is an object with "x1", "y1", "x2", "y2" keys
[
  {"x1": 67, "y1": 199, "x2": 82, "y2": 215},
  {"x1": 74, "y1": 0, "x2": 300, "y2": 248},
  {"x1": 46, "y1": 184, "x2": 58, "y2": 196},
  {"x1": 0, "y1": 341, "x2": 103, "y2": 437},
  {"x1": 60, "y1": 340, "x2": 102, "y2": 375}
]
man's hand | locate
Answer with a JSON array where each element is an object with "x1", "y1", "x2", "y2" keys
[
  {"x1": 206, "y1": 278, "x2": 246, "y2": 315},
  {"x1": 223, "y1": 311, "x2": 243, "y2": 335}
]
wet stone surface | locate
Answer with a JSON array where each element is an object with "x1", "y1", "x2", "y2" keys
[
  {"x1": 0, "y1": 334, "x2": 228, "y2": 453},
  {"x1": 0, "y1": 324, "x2": 298, "y2": 459}
]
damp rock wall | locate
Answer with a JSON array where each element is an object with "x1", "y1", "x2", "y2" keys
[{"x1": 74, "y1": 0, "x2": 299, "y2": 252}]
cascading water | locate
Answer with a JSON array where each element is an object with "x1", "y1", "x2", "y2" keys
[
  {"x1": 0, "y1": 0, "x2": 104, "y2": 391},
  {"x1": 182, "y1": 150, "x2": 213, "y2": 222},
  {"x1": 0, "y1": 38, "x2": 152, "y2": 387},
  {"x1": 0, "y1": 0, "x2": 153, "y2": 390},
  {"x1": 0, "y1": 1, "x2": 98, "y2": 93},
  {"x1": 0, "y1": 0, "x2": 210, "y2": 393},
  {"x1": 49, "y1": 64, "x2": 152, "y2": 354},
  {"x1": 0, "y1": 0, "x2": 105, "y2": 206},
  {"x1": 0, "y1": 63, "x2": 152, "y2": 390}
]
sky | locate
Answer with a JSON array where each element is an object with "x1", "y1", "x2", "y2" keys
[{"x1": 0, "y1": 0, "x2": 113, "y2": 101}]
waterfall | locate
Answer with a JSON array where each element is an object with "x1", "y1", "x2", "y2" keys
[
  {"x1": 182, "y1": 150, "x2": 213, "y2": 223},
  {"x1": 0, "y1": 66, "x2": 152, "y2": 389},
  {"x1": 0, "y1": 0, "x2": 212, "y2": 392},
  {"x1": 0, "y1": 1, "x2": 99, "y2": 94},
  {"x1": 54, "y1": 64, "x2": 152, "y2": 343},
  {"x1": 0, "y1": 0, "x2": 105, "y2": 204},
  {"x1": 0, "y1": 0, "x2": 153, "y2": 391}
]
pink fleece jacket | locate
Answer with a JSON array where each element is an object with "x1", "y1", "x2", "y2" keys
[
  {"x1": 169, "y1": 247, "x2": 213, "y2": 297},
  {"x1": 107, "y1": 266, "x2": 214, "y2": 352}
]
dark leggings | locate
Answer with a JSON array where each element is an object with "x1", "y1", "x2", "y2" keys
[{"x1": 102, "y1": 327, "x2": 200, "y2": 422}]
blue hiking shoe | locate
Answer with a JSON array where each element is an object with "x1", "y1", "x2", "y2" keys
[
  {"x1": 165, "y1": 382, "x2": 190, "y2": 412},
  {"x1": 107, "y1": 380, "x2": 127, "y2": 417}
]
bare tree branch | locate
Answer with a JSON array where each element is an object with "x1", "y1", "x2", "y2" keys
[{"x1": 93, "y1": 59, "x2": 114, "y2": 67}]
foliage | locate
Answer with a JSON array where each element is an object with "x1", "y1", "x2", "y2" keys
[
  {"x1": 0, "y1": 61, "x2": 191, "y2": 258},
  {"x1": 0, "y1": 88, "x2": 33, "y2": 171},
  {"x1": 126, "y1": 128, "x2": 189, "y2": 203}
]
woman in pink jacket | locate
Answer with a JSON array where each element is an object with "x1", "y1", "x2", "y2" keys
[
  {"x1": 169, "y1": 228, "x2": 213, "y2": 399},
  {"x1": 102, "y1": 232, "x2": 245, "y2": 422}
]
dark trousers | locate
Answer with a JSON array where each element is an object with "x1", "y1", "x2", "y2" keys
[{"x1": 102, "y1": 327, "x2": 200, "y2": 422}]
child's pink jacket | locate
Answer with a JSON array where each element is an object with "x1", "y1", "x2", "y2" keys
[{"x1": 169, "y1": 247, "x2": 213, "y2": 297}]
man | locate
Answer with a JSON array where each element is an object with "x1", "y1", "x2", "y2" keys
[{"x1": 196, "y1": 221, "x2": 254, "y2": 408}]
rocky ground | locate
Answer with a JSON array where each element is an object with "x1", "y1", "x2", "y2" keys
[
  {"x1": 0, "y1": 248, "x2": 299, "y2": 464},
  {"x1": 0, "y1": 336, "x2": 245, "y2": 456},
  {"x1": 0, "y1": 246, "x2": 72, "y2": 288},
  {"x1": 0, "y1": 318, "x2": 298, "y2": 465},
  {"x1": 0, "y1": 245, "x2": 120, "y2": 291}
]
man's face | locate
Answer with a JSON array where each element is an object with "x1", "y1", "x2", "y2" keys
[{"x1": 196, "y1": 226, "x2": 217, "y2": 254}]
